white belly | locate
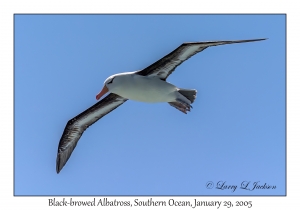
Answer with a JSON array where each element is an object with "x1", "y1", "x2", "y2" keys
[{"x1": 111, "y1": 74, "x2": 178, "y2": 102}]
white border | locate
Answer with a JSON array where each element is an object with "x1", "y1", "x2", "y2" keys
[{"x1": 1, "y1": 0, "x2": 297, "y2": 209}]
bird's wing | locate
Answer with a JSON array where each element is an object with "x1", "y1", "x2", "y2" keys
[
  {"x1": 136, "y1": 38, "x2": 266, "y2": 80},
  {"x1": 56, "y1": 93, "x2": 127, "y2": 173}
]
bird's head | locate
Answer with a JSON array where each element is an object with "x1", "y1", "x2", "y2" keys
[
  {"x1": 96, "y1": 72, "x2": 134, "y2": 100},
  {"x1": 95, "y1": 75, "x2": 116, "y2": 100}
]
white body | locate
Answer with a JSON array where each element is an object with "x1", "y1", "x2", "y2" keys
[{"x1": 106, "y1": 73, "x2": 184, "y2": 103}]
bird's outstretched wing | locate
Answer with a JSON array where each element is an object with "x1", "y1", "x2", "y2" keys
[
  {"x1": 136, "y1": 38, "x2": 266, "y2": 80},
  {"x1": 56, "y1": 93, "x2": 127, "y2": 173}
]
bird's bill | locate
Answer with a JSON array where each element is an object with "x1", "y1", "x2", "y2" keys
[{"x1": 96, "y1": 85, "x2": 108, "y2": 100}]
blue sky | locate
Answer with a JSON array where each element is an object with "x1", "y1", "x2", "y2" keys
[{"x1": 14, "y1": 14, "x2": 285, "y2": 196}]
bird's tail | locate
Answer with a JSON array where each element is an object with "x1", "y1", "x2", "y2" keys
[
  {"x1": 177, "y1": 88, "x2": 197, "y2": 103},
  {"x1": 168, "y1": 88, "x2": 197, "y2": 114}
]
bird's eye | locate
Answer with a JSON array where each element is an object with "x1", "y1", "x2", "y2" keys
[{"x1": 108, "y1": 77, "x2": 114, "y2": 84}]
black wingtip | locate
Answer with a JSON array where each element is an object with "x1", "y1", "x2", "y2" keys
[
  {"x1": 56, "y1": 155, "x2": 61, "y2": 174},
  {"x1": 183, "y1": 38, "x2": 267, "y2": 46},
  {"x1": 231, "y1": 38, "x2": 267, "y2": 43},
  {"x1": 251, "y1": 38, "x2": 268, "y2": 41},
  {"x1": 213, "y1": 38, "x2": 267, "y2": 47}
]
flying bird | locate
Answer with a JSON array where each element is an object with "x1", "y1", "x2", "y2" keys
[{"x1": 56, "y1": 38, "x2": 266, "y2": 173}]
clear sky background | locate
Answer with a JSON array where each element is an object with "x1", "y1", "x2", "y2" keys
[{"x1": 14, "y1": 14, "x2": 285, "y2": 196}]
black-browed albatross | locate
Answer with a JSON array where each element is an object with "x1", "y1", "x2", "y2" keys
[{"x1": 56, "y1": 38, "x2": 266, "y2": 173}]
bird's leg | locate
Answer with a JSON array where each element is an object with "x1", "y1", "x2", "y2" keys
[{"x1": 168, "y1": 99, "x2": 192, "y2": 114}]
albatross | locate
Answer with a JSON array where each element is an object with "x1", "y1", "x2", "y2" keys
[{"x1": 56, "y1": 38, "x2": 266, "y2": 173}]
